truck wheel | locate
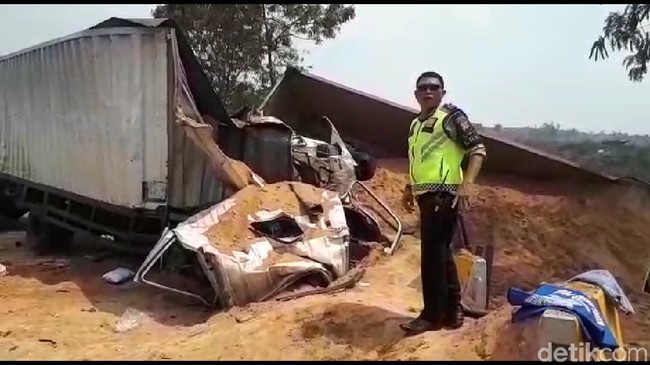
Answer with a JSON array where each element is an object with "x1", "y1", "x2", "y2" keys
[
  {"x1": 0, "y1": 197, "x2": 27, "y2": 220},
  {"x1": 352, "y1": 151, "x2": 377, "y2": 182},
  {"x1": 26, "y1": 213, "x2": 74, "y2": 255}
]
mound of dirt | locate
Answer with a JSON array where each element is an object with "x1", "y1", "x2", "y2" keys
[
  {"x1": 204, "y1": 182, "x2": 330, "y2": 254},
  {"x1": 362, "y1": 161, "x2": 650, "y2": 302},
  {"x1": 151, "y1": 162, "x2": 650, "y2": 360},
  {"x1": 472, "y1": 182, "x2": 650, "y2": 307},
  {"x1": 359, "y1": 160, "x2": 650, "y2": 357},
  {"x1": 4, "y1": 160, "x2": 650, "y2": 361}
]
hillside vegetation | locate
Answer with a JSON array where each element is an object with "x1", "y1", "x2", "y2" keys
[{"x1": 484, "y1": 123, "x2": 650, "y2": 182}]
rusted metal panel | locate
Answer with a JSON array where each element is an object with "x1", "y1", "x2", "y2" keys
[
  {"x1": 161, "y1": 26, "x2": 294, "y2": 210},
  {"x1": 261, "y1": 67, "x2": 615, "y2": 183},
  {"x1": 166, "y1": 120, "x2": 294, "y2": 211},
  {"x1": 0, "y1": 26, "x2": 170, "y2": 209},
  {"x1": 220, "y1": 123, "x2": 294, "y2": 185}
]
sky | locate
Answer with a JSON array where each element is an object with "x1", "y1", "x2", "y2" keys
[{"x1": 1, "y1": 4, "x2": 649, "y2": 135}]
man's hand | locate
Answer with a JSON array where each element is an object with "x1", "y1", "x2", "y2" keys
[
  {"x1": 453, "y1": 153, "x2": 484, "y2": 211},
  {"x1": 453, "y1": 182, "x2": 475, "y2": 211},
  {"x1": 402, "y1": 185, "x2": 415, "y2": 213}
]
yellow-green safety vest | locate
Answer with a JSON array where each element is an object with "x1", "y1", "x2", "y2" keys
[{"x1": 407, "y1": 106, "x2": 465, "y2": 195}]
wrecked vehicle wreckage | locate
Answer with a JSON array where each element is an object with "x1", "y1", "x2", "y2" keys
[
  {"x1": 133, "y1": 112, "x2": 490, "y2": 318},
  {"x1": 134, "y1": 114, "x2": 403, "y2": 310}
]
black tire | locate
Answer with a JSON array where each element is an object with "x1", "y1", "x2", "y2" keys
[
  {"x1": 351, "y1": 151, "x2": 377, "y2": 182},
  {"x1": 26, "y1": 212, "x2": 74, "y2": 255},
  {"x1": 0, "y1": 196, "x2": 28, "y2": 220}
]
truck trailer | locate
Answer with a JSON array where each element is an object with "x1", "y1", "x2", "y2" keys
[{"x1": 0, "y1": 17, "x2": 294, "y2": 254}]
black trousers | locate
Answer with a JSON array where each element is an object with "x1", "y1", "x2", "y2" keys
[{"x1": 416, "y1": 191, "x2": 462, "y2": 322}]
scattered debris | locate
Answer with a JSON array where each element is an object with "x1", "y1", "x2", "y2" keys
[
  {"x1": 0, "y1": 231, "x2": 25, "y2": 250},
  {"x1": 114, "y1": 308, "x2": 147, "y2": 333},
  {"x1": 38, "y1": 338, "x2": 57, "y2": 347},
  {"x1": 38, "y1": 259, "x2": 69, "y2": 269},
  {"x1": 102, "y1": 267, "x2": 135, "y2": 285}
]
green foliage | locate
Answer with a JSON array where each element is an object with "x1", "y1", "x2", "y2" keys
[
  {"x1": 558, "y1": 141, "x2": 650, "y2": 181},
  {"x1": 590, "y1": 4, "x2": 650, "y2": 82},
  {"x1": 153, "y1": 4, "x2": 355, "y2": 113},
  {"x1": 488, "y1": 124, "x2": 650, "y2": 182}
]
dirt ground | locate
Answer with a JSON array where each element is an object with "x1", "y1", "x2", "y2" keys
[{"x1": 1, "y1": 160, "x2": 650, "y2": 360}]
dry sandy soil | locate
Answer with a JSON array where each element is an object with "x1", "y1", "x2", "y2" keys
[{"x1": 1, "y1": 160, "x2": 650, "y2": 360}]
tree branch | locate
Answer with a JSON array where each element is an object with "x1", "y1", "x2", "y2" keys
[{"x1": 289, "y1": 33, "x2": 312, "y2": 41}]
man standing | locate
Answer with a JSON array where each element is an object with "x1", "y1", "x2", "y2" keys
[{"x1": 400, "y1": 71, "x2": 486, "y2": 335}]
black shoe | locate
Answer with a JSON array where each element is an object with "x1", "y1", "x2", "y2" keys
[
  {"x1": 399, "y1": 317, "x2": 442, "y2": 335},
  {"x1": 444, "y1": 304, "x2": 465, "y2": 329}
]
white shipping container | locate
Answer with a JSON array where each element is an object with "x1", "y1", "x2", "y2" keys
[
  {"x1": 0, "y1": 25, "x2": 170, "y2": 210},
  {"x1": 0, "y1": 18, "x2": 296, "y2": 225}
]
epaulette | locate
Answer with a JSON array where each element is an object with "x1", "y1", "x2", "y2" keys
[
  {"x1": 441, "y1": 102, "x2": 462, "y2": 114},
  {"x1": 440, "y1": 103, "x2": 467, "y2": 122}
]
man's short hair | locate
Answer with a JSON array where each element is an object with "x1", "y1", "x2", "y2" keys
[{"x1": 416, "y1": 71, "x2": 445, "y2": 89}]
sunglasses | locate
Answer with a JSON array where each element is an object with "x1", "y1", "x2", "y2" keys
[{"x1": 417, "y1": 84, "x2": 441, "y2": 92}]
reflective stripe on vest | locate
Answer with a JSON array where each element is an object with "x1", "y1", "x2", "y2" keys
[{"x1": 407, "y1": 106, "x2": 465, "y2": 195}]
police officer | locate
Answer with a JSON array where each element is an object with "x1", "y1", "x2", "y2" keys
[{"x1": 400, "y1": 71, "x2": 486, "y2": 334}]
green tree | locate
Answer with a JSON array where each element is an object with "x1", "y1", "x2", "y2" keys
[
  {"x1": 152, "y1": 5, "x2": 264, "y2": 111},
  {"x1": 590, "y1": 4, "x2": 650, "y2": 82},
  {"x1": 153, "y1": 4, "x2": 355, "y2": 112}
]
